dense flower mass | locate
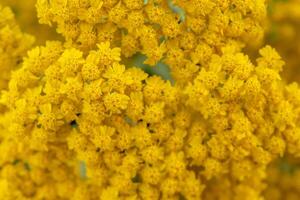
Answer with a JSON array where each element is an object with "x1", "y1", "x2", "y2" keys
[{"x1": 0, "y1": 0, "x2": 300, "y2": 200}]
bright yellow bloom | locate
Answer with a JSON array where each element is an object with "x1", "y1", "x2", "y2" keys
[{"x1": 0, "y1": 0, "x2": 300, "y2": 199}]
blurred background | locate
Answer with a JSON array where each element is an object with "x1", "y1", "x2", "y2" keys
[{"x1": 0, "y1": 0, "x2": 61, "y2": 44}]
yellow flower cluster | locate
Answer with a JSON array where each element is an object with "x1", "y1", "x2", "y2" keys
[
  {"x1": 36, "y1": 0, "x2": 266, "y2": 64},
  {"x1": 0, "y1": 0, "x2": 299, "y2": 200},
  {"x1": 0, "y1": 5, "x2": 34, "y2": 91}
]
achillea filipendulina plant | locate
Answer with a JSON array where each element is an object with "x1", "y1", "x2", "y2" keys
[{"x1": 0, "y1": 0, "x2": 300, "y2": 200}]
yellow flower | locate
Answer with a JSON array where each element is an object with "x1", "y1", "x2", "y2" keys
[
  {"x1": 78, "y1": 1, "x2": 103, "y2": 24},
  {"x1": 140, "y1": 165, "x2": 162, "y2": 185},
  {"x1": 220, "y1": 77, "x2": 244, "y2": 101},
  {"x1": 144, "y1": 102, "x2": 165, "y2": 123},
  {"x1": 102, "y1": 62, "x2": 133, "y2": 93},
  {"x1": 81, "y1": 62, "x2": 103, "y2": 82},
  {"x1": 141, "y1": 145, "x2": 164, "y2": 165},
  {"x1": 96, "y1": 42, "x2": 121, "y2": 66},
  {"x1": 257, "y1": 45, "x2": 285, "y2": 72},
  {"x1": 67, "y1": 129, "x2": 89, "y2": 151},
  {"x1": 58, "y1": 48, "x2": 84, "y2": 77},
  {"x1": 38, "y1": 103, "x2": 64, "y2": 131},
  {"x1": 60, "y1": 76, "x2": 83, "y2": 101},
  {"x1": 139, "y1": 183, "x2": 160, "y2": 200},
  {"x1": 160, "y1": 177, "x2": 179, "y2": 196},
  {"x1": 165, "y1": 151, "x2": 186, "y2": 178},
  {"x1": 108, "y1": 2, "x2": 128, "y2": 24},
  {"x1": 202, "y1": 158, "x2": 223, "y2": 179},
  {"x1": 103, "y1": 92, "x2": 130, "y2": 114},
  {"x1": 91, "y1": 125, "x2": 115, "y2": 151},
  {"x1": 123, "y1": 0, "x2": 144, "y2": 10}
]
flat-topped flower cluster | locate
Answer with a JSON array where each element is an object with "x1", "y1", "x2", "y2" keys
[{"x1": 0, "y1": 0, "x2": 300, "y2": 200}]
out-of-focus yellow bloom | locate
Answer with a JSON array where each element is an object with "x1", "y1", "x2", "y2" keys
[
  {"x1": 1, "y1": 0, "x2": 60, "y2": 44},
  {"x1": 0, "y1": 5, "x2": 34, "y2": 91}
]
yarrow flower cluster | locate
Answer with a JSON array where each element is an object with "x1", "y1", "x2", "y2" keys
[{"x1": 0, "y1": 0, "x2": 300, "y2": 200}]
